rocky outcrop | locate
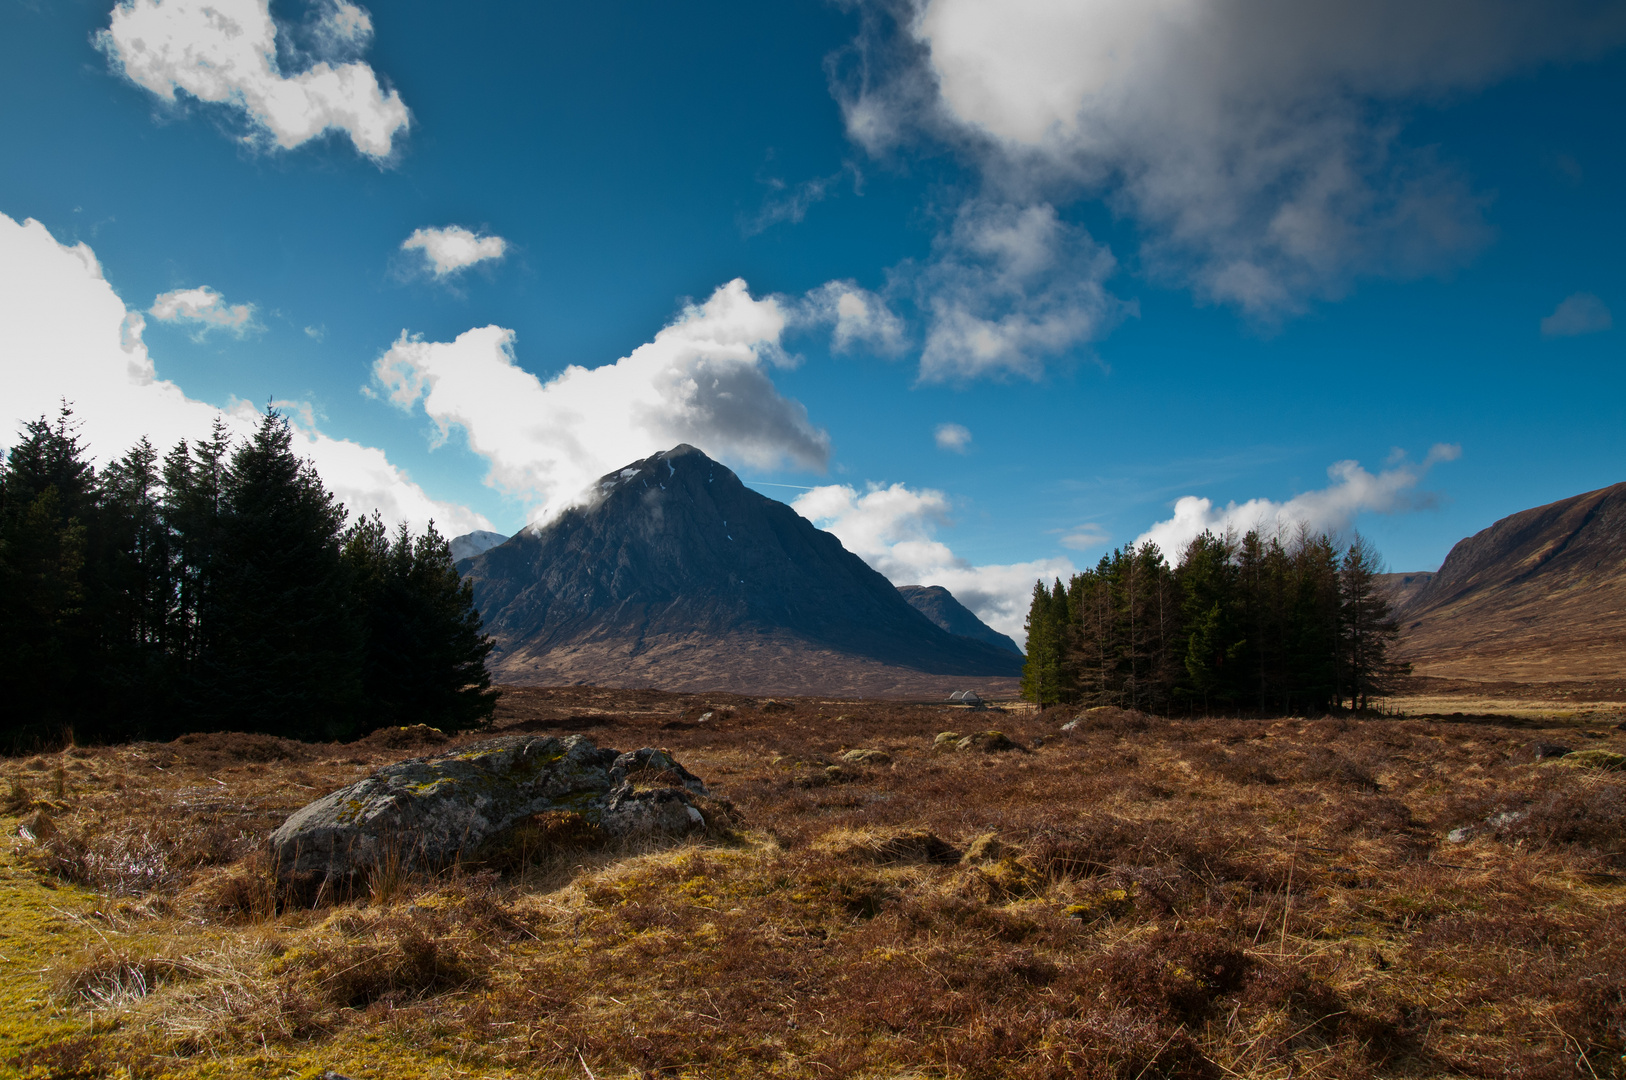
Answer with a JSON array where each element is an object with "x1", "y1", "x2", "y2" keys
[{"x1": 268, "y1": 736, "x2": 711, "y2": 882}]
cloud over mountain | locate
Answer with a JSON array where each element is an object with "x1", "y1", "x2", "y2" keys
[
  {"x1": 99, "y1": 0, "x2": 409, "y2": 158},
  {"x1": 792, "y1": 481, "x2": 1073, "y2": 642},
  {"x1": 373, "y1": 279, "x2": 831, "y2": 524}
]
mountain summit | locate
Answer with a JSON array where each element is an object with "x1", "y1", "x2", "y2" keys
[{"x1": 457, "y1": 445, "x2": 1023, "y2": 695}]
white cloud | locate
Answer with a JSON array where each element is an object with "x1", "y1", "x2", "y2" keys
[
  {"x1": 934, "y1": 422, "x2": 971, "y2": 453},
  {"x1": 149, "y1": 285, "x2": 259, "y2": 336},
  {"x1": 798, "y1": 279, "x2": 908, "y2": 355},
  {"x1": 1541, "y1": 292, "x2": 1613, "y2": 337},
  {"x1": 837, "y1": 1, "x2": 1625, "y2": 321},
  {"x1": 0, "y1": 211, "x2": 486, "y2": 535},
  {"x1": 1134, "y1": 444, "x2": 1462, "y2": 558},
  {"x1": 1059, "y1": 523, "x2": 1109, "y2": 551},
  {"x1": 98, "y1": 0, "x2": 409, "y2": 159},
  {"x1": 915, "y1": 201, "x2": 1129, "y2": 380},
  {"x1": 372, "y1": 278, "x2": 831, "y2": 524},
  {"x1": 312, "y1": 0, "x2": 372, "y2": 54},
  {"x1": 401, "y1": 226, "x2": 508, "y2": 278},
  {"x1": 792, "y1": 481, "x2": 1073, "y2": 645}
]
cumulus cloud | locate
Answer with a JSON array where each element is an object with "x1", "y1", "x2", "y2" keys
[
  {"x1": 372, "y1": 279, "x2": 831, "y2": 524},
  {"x1": 798, "y1": 279, "x2": 908, "y2": 355},
  {"x1": 98, "y1": 0, "x2": 409, "y2": 159},
  {"x1": 0, "y1": 211, "x2": 486, "y2": 534},
  {"x1": 1134, "y1": 444, "x2": 1462, "y2": 558},
  {"x1": 792, "y1": 481, "x2": 1073, "y2": 644},
  {"x1": 401, "y1": 226, "x2": 508, "y2": 278},
  {"x1": 835, "y1": 0, "x2": 1625, "y2": 322},
  {"x1": 1541, "y1": 292, "x2": 1613, "y2": 337},
  {"x1": 934, "y1": 422, "x2": 971, "y2": 453},
  {"x1": 149, "y1": 285, "x2": 260, "y2": 336}
]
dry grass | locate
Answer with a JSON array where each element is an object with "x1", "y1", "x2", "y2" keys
[{"x1": 2, "y1": 689, "x2": 1625, "y2": 1078}]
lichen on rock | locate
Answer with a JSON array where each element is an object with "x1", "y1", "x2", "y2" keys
[{"x1": 268, "y1": 735, "x2": 714, "y2": 884}]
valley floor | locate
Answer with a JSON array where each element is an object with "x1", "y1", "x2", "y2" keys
[{"x1": 2, "y1": 688, "x2": 1624, "y2": 1079}]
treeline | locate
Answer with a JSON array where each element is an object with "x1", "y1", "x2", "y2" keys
[
  {"x1": 1022, "y1": 529, "x2": 1408, "y2": 714},
  {"x1": 0, "y1": 406, "x2": 497, "y2": 749}
]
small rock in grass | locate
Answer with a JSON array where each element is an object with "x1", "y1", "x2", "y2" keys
[
  {"x1": 932, "y1": 732, "x2": 962, "y2": 752},
  {"x1": 955, "y1": 731, "x2": 1020, "y2": 753},
  {"x1": 840, "y1": 748, "x2": 892, "y2": 765}
]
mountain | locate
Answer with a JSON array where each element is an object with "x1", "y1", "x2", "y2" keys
[
  {"x1": 897, "y1": 585, "x2": 1023, "y2": 656},
  {"x1": 1394, "y1": 481, "x2": 1626, "y2": 682},
  {"x1": 1376, "y1": 571, "x2": 1434, "y2": 611},
  {"x1": 449, "y1": 530, "x2": 509, "y2": 562},
  {"x1": 457, "y1": 445, "x2": 1024, "y2": 696}
]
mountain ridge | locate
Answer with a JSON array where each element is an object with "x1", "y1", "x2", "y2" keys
[
  {"x1": 457, "y1": 445, "x2": 1023, "y2": 695},
  {"x1": 897, "y1": 584, "x2": 1022, "y2": 656},
  {"x1": 1393, "y1": 481, "x2": 1626, "y2": 682}
]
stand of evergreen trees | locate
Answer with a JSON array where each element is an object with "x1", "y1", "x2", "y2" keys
[
  {"x1": 0, "y1": 405, "x2": 497, "y2": 749},
  {"x1": 1021, "y1": 528, "x2": 1409, "y2": 714}
]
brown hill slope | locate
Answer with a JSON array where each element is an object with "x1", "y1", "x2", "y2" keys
[
  {"x1": 458, "y1": 445, "x2": 1024, "y2": 697},
  {"x1": 1396, "y1": 481, "x2": 1626, "y2": 681}
]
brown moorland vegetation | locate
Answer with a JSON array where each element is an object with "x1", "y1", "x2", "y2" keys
[{"x1": 2, "y1": 687, "x2": 1625, "y2": 1079}]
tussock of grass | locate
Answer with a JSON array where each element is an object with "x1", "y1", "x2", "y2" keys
[{"x1": 1, "y1": 698, "x2": 1623, "y2": 1077}]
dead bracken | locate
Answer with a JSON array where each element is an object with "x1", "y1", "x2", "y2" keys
[{"x1": 1, "y1": 685, "x2": 1624, "y2": 1079}]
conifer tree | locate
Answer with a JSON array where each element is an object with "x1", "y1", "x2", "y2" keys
[
  {"x1": 342, "y1": 514, "x2": 497, "y2": 733},
  {"x1": 1339, "y1": 533, "x2": 1410, "y2": 711},
  {"x1": 191, "y1": 408, "x2": 362, "y2": 740},
  {"x1": 0, "y1": 408, "x2": 97, "y2": 745},
  {"x1": 1178, "y1": 532, "x2": 1245, "y2": 712},
  {"x1": 1020, "y1": 579, "x2": 1068, "y2": 705}
]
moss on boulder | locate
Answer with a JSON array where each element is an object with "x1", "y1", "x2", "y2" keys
[{"x1": 268, "y1": 735, "x2": 711, "y2": 884}]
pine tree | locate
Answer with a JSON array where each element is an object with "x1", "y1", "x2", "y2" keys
[
  {"x1": 0, "y1": 408, "x2": 98, "y2": 746},
  {"x1": 99, "y1": 438, "x2": 173, "y2": 735},
  {"x1": 1177, "y1": 532, "x2": 1244, "y2": 712},
  {"x1": 1021, "y1": 579, "x2": 1068, "y2": 705},
  {"x1": 1339, "y1": 533, "x2": 1410, "y2": 711},
  {"x1": 343, "y1": 515, "x2": 497, "y2": 733},
  {"x1": 191, "y1": 408, "x2": 362, "y2": 740}
]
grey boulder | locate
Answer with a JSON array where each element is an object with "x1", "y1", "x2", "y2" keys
[{"x1": 268, "y1": 735, "x2": 711, "y2": 882}]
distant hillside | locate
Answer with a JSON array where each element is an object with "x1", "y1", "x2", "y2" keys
[
  {"x1": 457, "y1": 445, "x2": 1023, "y2": 696},
  {"x1": 897, "y1": 585, "x2": 1023, "y2": 656},
  {"x1": 1395, "y1": 482, "x2": 1626, "y2": 682},
  {"x1": 1376, "y1": 571, "x2": 1434, "y2": 610}
]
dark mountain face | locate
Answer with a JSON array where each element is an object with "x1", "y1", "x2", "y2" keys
[
  {"x1": 897, "y1": 585, "x2": 1023, "y2": 656},
  {"x1": 1395, "y1": 481, "x2": 1626, "y2": 682},
  {"x1": 458, "y1": 445, "x2": 1024, "y2": 692}
]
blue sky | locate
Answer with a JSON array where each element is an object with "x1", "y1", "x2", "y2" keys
[{"x1": 2, "y1": 0, "x2": 1623, "y2": 638}]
